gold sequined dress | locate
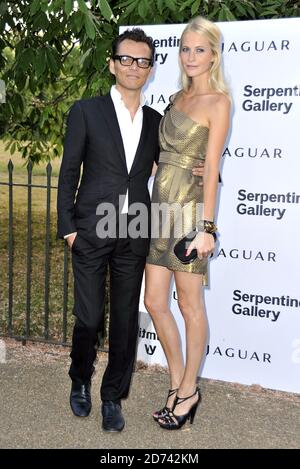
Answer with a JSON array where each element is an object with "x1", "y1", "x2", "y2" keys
[{"x1": 147, "y1": 94, "x2": 209, "y2": 276}]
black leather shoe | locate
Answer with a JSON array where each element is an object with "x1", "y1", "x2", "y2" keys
[
  {"x1": 101, "y1": 400, "x2": 125, "y2": 432},
  {"x1": 70, "y1": 381, "x2": 91, "y2": 417}
]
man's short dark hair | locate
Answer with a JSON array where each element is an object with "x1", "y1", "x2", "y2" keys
[{"x1": 112, "y1": 28, "x2": 155, "y2": 65}]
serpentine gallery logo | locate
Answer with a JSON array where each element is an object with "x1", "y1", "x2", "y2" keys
[
  {"x1": 231, "y1": 289, "x2": 300, "y2": 324},
  {"x1": 138, "y1": 311, "x2": 160, "y2": 357},
  {"x1": 235, "y1": 189, "x2": 300, "y2": 220},
  {"x1": 241, "y1": 84, "x2": 300, "y2": 114}
]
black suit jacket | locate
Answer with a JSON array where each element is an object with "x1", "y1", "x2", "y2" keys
[{"x1": 57, "y1": 94, "x2": 162, "y2": 256}]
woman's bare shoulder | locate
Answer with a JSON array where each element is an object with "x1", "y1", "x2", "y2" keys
[
  {"x1": 207, "y1": 94, "x2": 231, "y2": 118},
  {"x1": 203, "y1": 93, "x2": 230, "y2": 106}
]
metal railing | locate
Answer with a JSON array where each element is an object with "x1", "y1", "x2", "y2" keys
[{"x1": 0, "y1": 159, "x2": 107, "y2": 347}]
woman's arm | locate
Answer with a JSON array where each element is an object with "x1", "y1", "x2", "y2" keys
[
  {"x1": 203, "y1": 94, "x2": 231, "y2": 221},
  {"x1": 186, "y1": 94, "x2": 231, "y2": 258},
  {"x1": 151, "y1": 162, "x2": 158, "y2": 176}
]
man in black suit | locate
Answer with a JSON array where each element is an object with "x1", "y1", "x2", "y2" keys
[{"x1": 57, "y1": 29, "x2": 161, "y2": 432}]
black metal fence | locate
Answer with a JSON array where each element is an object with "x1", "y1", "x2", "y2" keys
[{"x1": 0, "y1": 160, "x2": 75, "y2": 346}]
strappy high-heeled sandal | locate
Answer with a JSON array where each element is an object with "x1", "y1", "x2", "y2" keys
[
  {"x1": 158, "y1": 387, "x2": 201, "y2": 430},
  {"x1": 152, "y1": 388, "x2": 178, "y2": 421}
]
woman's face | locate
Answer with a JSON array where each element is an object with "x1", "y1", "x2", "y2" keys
[{"x1": 180, "y1": 30, "x2": 214, "y2": 79}]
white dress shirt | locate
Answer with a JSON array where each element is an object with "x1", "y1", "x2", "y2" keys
[
  {"x1": 64, "y1": 86, "x2": 146, "y2": 238},
  {"x1": 110, "y1": 85, "x2": 145, "y2": 213}
]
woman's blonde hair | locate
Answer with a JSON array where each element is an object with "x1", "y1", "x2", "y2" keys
[{"x1": 179, "y1": 16, "x2": 229, "y2": 96}]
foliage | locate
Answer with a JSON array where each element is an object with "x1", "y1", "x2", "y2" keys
[{"x1": 0, "y1": 0, "x2": 299, "y2": 163}]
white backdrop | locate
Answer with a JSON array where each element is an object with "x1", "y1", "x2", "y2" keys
[{"x1": 121, "y1": 18, "x2": 300, "y2": 393}]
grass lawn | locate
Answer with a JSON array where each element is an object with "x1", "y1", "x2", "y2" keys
[
  {"x1": 0, "y1": 141, "x2": 61, "y2": 176},
  {"x1": 0, "y1": 141, "x2": 75, "y2": 343}
]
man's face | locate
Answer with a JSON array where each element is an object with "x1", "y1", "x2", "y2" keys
[{"x1": 109, "y1": 39, "x2": 153, "y2": 92}]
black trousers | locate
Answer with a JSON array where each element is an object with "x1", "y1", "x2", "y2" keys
[{"x1": 69, "y1": 231, "x2": 145, "y2": 402}]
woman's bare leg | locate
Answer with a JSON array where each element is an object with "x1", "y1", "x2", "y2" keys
[
  {"x1": 144, "y1": 264, "x2": 184, "y2": 408},
  {"x1": 171, "y1": 271, "x2": 208, "y2": 417}
]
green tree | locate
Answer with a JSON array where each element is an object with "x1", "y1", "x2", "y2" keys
[
  {"x1": 0, "y1": 0, "x2": 299, "y2": 163},
  {"x1": 0, "y1": 0, "x2": 116, "y2": 163}
]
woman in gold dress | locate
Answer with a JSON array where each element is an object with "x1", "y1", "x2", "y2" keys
[{"x1": 145, "y1": 16, "x2": 231, "y2": 430}]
